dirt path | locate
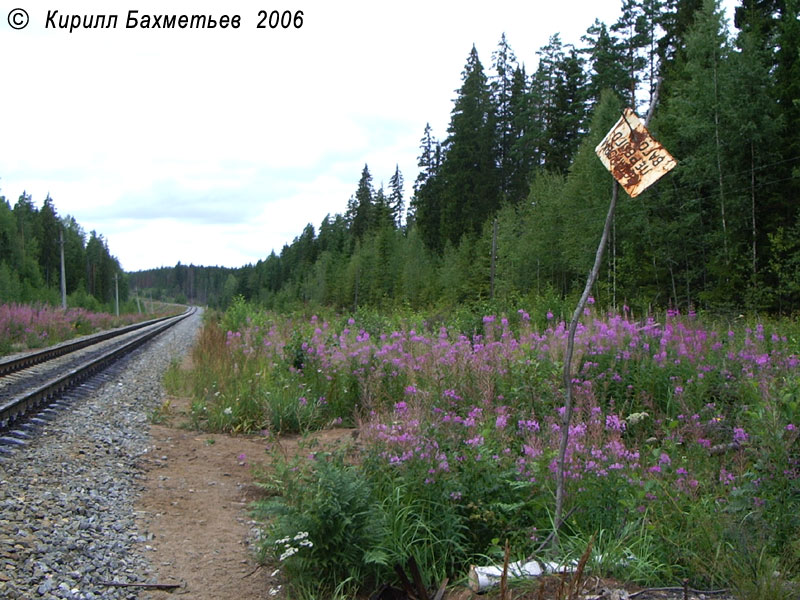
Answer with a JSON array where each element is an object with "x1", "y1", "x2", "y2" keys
[
  {"x1": 135, "y1": 393, "x2": 356, "y2": 599},
  {"x1": 136, "y1": 407, "x2": 275, "y2": 599}
]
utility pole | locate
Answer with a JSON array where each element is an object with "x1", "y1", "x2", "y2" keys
[
  {"x1": 59, "y1": 229, "x2": 67, "y2": 309},
  {"x1": 113, "y1": 273, "x2": 120, "y2": 317}
]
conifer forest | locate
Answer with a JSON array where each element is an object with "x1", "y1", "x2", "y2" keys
[
  {"x1": 3, "y1": 0, "x2": 800, "y2": 314},
  {"x1": 226, "y1": 0, "x2": 800, "y2": 315}
]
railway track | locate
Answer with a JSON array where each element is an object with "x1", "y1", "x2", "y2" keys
[{"x1": 0, "y1": 307, "x2": 196, "y2": 433}]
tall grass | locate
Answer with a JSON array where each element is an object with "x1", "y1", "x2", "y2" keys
[{"x1": 178, "y1": 301, "x2": 800, "y2": 596}]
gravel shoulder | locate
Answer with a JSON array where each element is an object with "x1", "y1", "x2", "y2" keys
[{"x1": 0, "y1": 310, "x2": 201, "y2": 599}]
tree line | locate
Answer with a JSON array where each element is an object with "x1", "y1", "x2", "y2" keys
[
  {"x1": 225, "y1": 0, "x2": 799, "y2": 314},
  {"x1": 17, "y1": 0, "x2": 800, "y2": 315},
  {"x1": 0, "y1": 191, "x2": 129, "y2": 311},
  {"x1": 128, "y1": 263, "x2": 241, "y2": 308}
]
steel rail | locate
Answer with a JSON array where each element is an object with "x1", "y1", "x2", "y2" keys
[
  {"x1": 0, "y1": 307, "x2": 195, "y2": 428},
  {"x1": 0, "y1": 308, "x2": 191, "y2": 377}
]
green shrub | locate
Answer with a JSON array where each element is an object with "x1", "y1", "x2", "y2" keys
[{"x1": 254, "y1": 450, "x2": 384, "y2": 596}]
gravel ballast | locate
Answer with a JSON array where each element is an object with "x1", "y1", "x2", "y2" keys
[{"x1": 0, "y1": 311, "x2": 201, "y2": 599}]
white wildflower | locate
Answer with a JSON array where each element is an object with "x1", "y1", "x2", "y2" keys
[
  {"x1": 627, "y1": 412, "x2": 649, "y2": 426},
  {"x1": 279, "y1": 547, "x2": 298, "y2": 561}
]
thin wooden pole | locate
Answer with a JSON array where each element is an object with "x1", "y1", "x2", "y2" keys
[
  {"x1": 553, "y1": 79, "x2": 662, "y2": 544},
  {"x1": 554, "y1": 180, "x2": 619, "y2": 536}
]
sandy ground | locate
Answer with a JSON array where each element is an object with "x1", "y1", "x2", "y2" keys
[
  {"x1": 136, "y1": 405, "x2": 275, "y2": 599},
  {"x1": 135, "y1": 390, "x2": 357, "y2": 600}
]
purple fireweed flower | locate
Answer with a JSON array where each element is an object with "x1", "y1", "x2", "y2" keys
[
  {"x1": 464, "y1": 407, "x2": 482, "y2": 427},
  {"x1": 732, "y1": 427, "x2": 749, "y2": 444},
  {"x1": 394, "y1": 401, "x2": 407, "y2": 413},
  {"x1": 605, "y1": 414, "x2": 626, "y2": 432},
  {"x1": 518, "y1": 419, "x2": 540, "y2": 432},
  {"x1": 464, "y1": 435, "x2": 484, "y2": 447},
  {"x1": 546, "y1": 311, "x2": 554, "y2": 320},
  {"x1": 719, "y1": 468, "x2": 735, "y2": 486},
  {"x1": 298, "y1": 397, "x2": 308, "y2": 406},
  {"x1": 523, "y1": 444, "x2": 541, "y2": 458}
]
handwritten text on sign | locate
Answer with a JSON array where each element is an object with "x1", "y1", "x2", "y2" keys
[{"x1": 595, "y1": 108, "x2": 676, "y2": 197}]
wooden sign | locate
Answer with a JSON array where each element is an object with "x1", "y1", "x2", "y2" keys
[{"x1": 595, "y1": 108, "x2": 676, "y2": 197}]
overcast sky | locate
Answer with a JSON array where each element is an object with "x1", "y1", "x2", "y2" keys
[{"x1": 0, "y1": 0, "x2": 737, "y2": 272}]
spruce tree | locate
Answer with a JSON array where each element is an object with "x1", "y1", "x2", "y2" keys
[
  {"x1": 38, "y1": 195, "x2": 61, "y2": 288},
  {"x1": 373, "y1": 185, "x2": 393, "y2": 230},
  {"x1": 491, "y1": 33, "x2": 519, "y2": 198},
  {"x1": 507, "y1": 64, "x2": 538, "y2": 204},
  {"x1": 582, "y1": 19, "x2": 630, "y2": 108},
  {"x1": 347, "y1": 164, "x2": 375, "y2": 240},
  {"x1": 533, "y1": 37, "x2": 588, "y2": 173},
  {"x1": 388, "y1": 165, "x2": 405, "y2": 228},
  {"x1": 439, "y1": 45, "x2": 500, "y2": 246},
  {"x1": 410, "y1": 124, "x2": 444, "y2": 251}
]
